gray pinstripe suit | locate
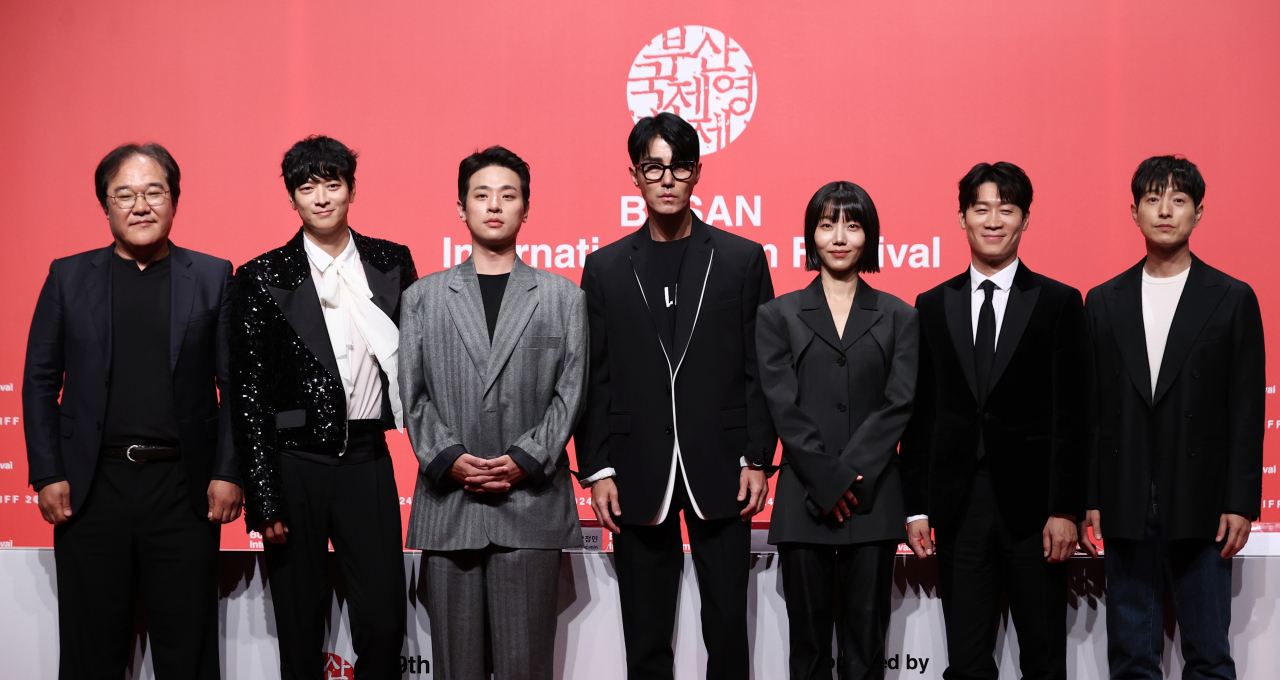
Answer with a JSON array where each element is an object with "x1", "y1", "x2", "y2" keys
[{"x1": 399, "y1": 256, "x2": 587, "y2": 680}]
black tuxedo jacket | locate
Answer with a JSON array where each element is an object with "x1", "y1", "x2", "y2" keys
[
  {"x1": 23, "y1": 244, "x2": 237, "y2": 517},
  {"x1": 230, "y1": 228, "x2": 417, "y2": 529},
  {"x1": 900, "y1": 262, "x2": 1090, "y2": 540},
  {"x1": 1085, "y1": 256, "x2": 1264, "y2": 541},
  {"x1": 757, "y1": 276, "x2": 918, "y2": 545},
  {"x1": 575, "y1": 218, "x2": 777, "y2": 523}
]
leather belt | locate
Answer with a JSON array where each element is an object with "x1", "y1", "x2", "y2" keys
[{"x1": 101, "y1": 445, "x2": 180, "y2": 462}]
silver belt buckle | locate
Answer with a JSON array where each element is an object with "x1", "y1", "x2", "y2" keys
[{"x1": 126, "y1": 445, "x2": 143, "y2": 463}]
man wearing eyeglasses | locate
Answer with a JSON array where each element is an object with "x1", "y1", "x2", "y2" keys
[
  {"x1": 23, "y1": 142, "x2": 241, "y2": 679},
  {"x1": 576, "y1": 112, "x2": 777, "y2": 680}
]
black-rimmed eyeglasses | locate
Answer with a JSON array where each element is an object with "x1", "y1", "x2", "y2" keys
[{"x1": 635, "y1": 161, "x2": 696, "y2": 182}]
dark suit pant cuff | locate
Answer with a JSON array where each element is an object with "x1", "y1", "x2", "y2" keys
[
  {"x1": 614, "y1": 507, "x2": 750, "y2": 680},
  {"x1": 54, "y1": 459, "x2": 221, "y2": 680},
  {"x1": 778, "y1": 541, "x2": 896, "y2": 680},
  {"x1": 265, "y1": 455, "x2": 407, "y2": 680}
]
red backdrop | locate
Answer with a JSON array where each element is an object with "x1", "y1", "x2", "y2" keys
[{"x1": 1, "y1": 1, "x2": 1276, "y2": 550}]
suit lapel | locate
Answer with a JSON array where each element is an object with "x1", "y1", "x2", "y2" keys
[
  {"x1": 942, "y1": 273, "x2": 979, "y2": 399},
  {"x1": 796, "y1": 277, "x2": 843, "y2": 353},
  {"x1": 169, "y1": 245, "x2": 196, "y2": 372},
  {"x1": 267, "y1": 232, "x2": 342, "y2": 384},
  {"x1": 446, "y1": 259, "x2": 491, "y2": 380},
  {"x1": 987, "y1": 263, "x2": 1039, "y2": 393},
  {"x1": 842, "y1": 279, "x2": 882, "y2": 349},
  {"x1": 671, "y1": 220, "x2": 714, "y2": 367},
  {"x1": 351, "y1": 230, "x2": 401, "y2": 320},
  {"x1": 1105, "y1": 262, "x2": 1152, "y2": 405},
  {"x1": 1152, "y1": 257, "x2": 1226, "y2": 405},
  {"x1": 483, "y1": 259, "x2": 540, "y2": 395},
  {"x1": 363, "y1": 261, "x2": 400, "y2": 319},
  {"x1": 88, "y1": 246, "x2": 113, "y2": 370}
]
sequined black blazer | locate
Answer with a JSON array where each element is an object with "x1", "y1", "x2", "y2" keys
[{"x1": 231, "y1": 228, "x2": 417, "y2": 529}]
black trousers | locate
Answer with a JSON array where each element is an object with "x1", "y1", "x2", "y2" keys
[
  {"x1": 264, "y1": 431, "x2": 407, "y2": 680},
  {"x1": 612, "y1": 469, "x2": 751, "y2": 680},
  {"x1": 778, "y1": 541, "x2": 897, "y2": 680},
  {"x1": 53, "y1": 458, "x2": 220, "y2": 680},
  {"x1": 935, "y1": 469, "x2": 1067, "y2": 680}
]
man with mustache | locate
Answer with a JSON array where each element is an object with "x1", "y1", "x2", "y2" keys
[
  {"x1": 900, "y1": 161, "x2": 1090, "y2": 680},
  {"x1": 1080, "y1": 155, "x2": 1264, "y2": 680},
  {"x1": 24, "y1": 142, "x2": 242, "y2": 679},
  {"x1": 232, "y1": 135, "x2": 416, "y2": 679}
]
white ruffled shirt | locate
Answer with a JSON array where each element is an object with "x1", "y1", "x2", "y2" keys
[{"x1": 303, "y1": 232, "x2": 403, "y2": 434}]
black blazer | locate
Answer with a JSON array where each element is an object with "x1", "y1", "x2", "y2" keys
[
  {"x1": 230, "y1": 228, "x2": 417, "y2": 529},
  {"x1": 23, "y1": 244, "x2": 237, "y2": 517},
  {"x1": 900, "y1": 262, "x2": 1090, "y2": 540},
  {"x1": 1085, "y1": 256, "x2": 1264, "y2": 541},
  {"x1": 575, "y1": 218, "x2": 777, "y2": 523},
  {"x1": 757, "y1": 276, "x2": 917, "y2": 545}
]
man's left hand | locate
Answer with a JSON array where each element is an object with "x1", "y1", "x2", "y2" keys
[
  {"x1": 1043, "y1": 515, "x2": 1078, "y2": 563},
  {"x1": 1217, "y1": 513, "x2": 1251, "y2": 559},
  {"x1": 739, "y1": 468, "x2": 768, "y2": 520},
  {"x1": 207, "y1": 480, "x2": 243, "y2": 524}
]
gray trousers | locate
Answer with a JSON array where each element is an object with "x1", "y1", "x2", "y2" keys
[{"x1": 423, "y1": 546, "x2": 562, "y2": 680}]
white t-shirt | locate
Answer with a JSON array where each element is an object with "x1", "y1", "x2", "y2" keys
[{"x1": 1141, "y1": 266, "x2": 1190, "y2": 397}]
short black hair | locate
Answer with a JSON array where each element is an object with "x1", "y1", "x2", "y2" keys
[
  {"x1": 1131, "y1": 155, "x2": 1205, "y2": 207},
  {"x1": 628, "y1": 112, "x2": 700, "y2": 165},
  {"x1": 94, "y1": 142, "x2": 181, "y2": 212},
  {"x1": 958, "y1": 161, "x2": 1033, "y2": 215},
  {"x1": 457, "y1": 145, "x2": 531, "y2": 205},
  {"x1": 803, "y1": 181, "x2": 881, "y2": 273},
  {"x1": 282, "y1": 135, "x2": 358, "y2": 195}
]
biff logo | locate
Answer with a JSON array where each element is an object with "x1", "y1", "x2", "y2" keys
[
  {"x1": 324, "y1": 653, "x2": 353, "y2": 679},
  {"x1": 627, "y1": 26, "x2": 757, "y2": 155}
]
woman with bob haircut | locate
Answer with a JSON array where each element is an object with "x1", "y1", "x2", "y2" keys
[{"x1": 756, "y1": 181, "x2": 919, "y2": 680}]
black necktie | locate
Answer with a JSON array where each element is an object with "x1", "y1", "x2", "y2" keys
[{"x1": 974, "y1": 279, "x2": 997, "y2": 403}]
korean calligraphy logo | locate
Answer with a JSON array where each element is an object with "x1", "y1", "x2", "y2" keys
[
  {"x1": 324, "y1": 653, "x2": 354, "y2": 679},
  {"x1": 627, "y1": 26, "x2": 758, "y2": 155}
]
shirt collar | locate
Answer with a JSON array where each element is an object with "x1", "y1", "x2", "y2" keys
[
  {"x1": 302, "y1": 230, "x2": 359, "y2": 273},
  {"x1": 970, "y1": 257, "x2": 1019, "y2": 293}
]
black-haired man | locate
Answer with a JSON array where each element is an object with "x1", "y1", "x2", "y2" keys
[
  {"x1": 401, "y1": 146, "x2": 588, "y2": 680},
  {"x1": 900, "y1": 162, "x2": 1090, "y2": 680},
  {"x1": 576, "y1": 112, "x2": 777, "y2": 680},
  {"x1": 232, "y1": 135, "x2": 417, "y2": 679},
  {"x1": 24, "y1": 142, "x2": 241, "y2": 679},
  {"x1": 1081, "y1": 156, "x2": 1263, "y2": 680}
]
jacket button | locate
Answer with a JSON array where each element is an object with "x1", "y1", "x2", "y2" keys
[
  {"x1": 1114, "y1": 370, "x2": 1121, "y2": 378},
  {"x1": 836, "y1": 357, "x2": 846, "y2": 367},
  {"x1": 836, "y1": 403, "x2": 847, "y2": 412},
  {"x1": 665, "y1": 425, "x2": 674, "y2": 435},
  {"x1": 983, "y1": 412, "x2": 994, "y2": 421},
  {"x1": 1193, "y1": 370, "x2": 1201, "y2": 379},
  {"x1": 96, "y1": 421, "x2": 102, "y2": 430},
  {"x1": 1185, "y1": 410, "x2": 1193, "y2": 418}
]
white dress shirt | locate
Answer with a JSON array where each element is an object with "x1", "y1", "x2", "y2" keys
[
  {"x1": 303, "y1": 232, "x2": 398, "y2": 428},
  {"x1": 907, "y1": 258, "x2": 1020, "y2": 526},
  {"x1": 1141, "y1": 266, "x2": 1189, "y2": 397}
]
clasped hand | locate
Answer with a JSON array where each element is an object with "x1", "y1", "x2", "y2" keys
[{"x1": 449, "y1": 453, "x2": 526, "y2": 493}]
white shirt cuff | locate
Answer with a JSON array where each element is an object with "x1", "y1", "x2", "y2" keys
[
  {"x1": 581, "y1": 467, "x2": 616, "y2": 485},
  {"x1": 740, "y1": 457, "x2": 749, "y2": 468},
  {"x1": 906, "y1": 514, "x2": 929, "y2": 524}
]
